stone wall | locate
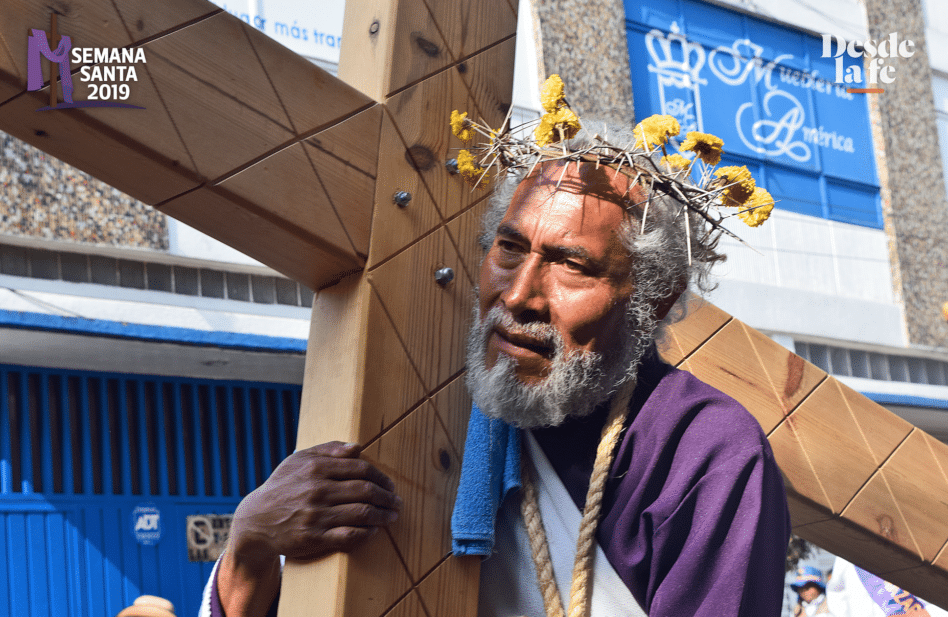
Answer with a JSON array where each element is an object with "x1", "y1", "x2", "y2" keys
[
  {"x1": 0, "y1": 131, "x2": 168, "y2": 250},
  {"x1": 530, "y1": 0, "x2": 635, "y2": 122}
]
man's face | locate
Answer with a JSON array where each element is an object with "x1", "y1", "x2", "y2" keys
[
  {"x1": 478, "y1": 164, "x2": 635, "y2": 384},
  {"x1": 467, "y1": 163, "x2": 650, "y2": 427}
]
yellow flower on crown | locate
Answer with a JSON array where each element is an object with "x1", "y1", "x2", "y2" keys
[
  {"x1": 660, "y1": 154, "x2": 693, "y2": 171},
  {"x1": 540, "y1": 74, "x2": 566, "y2": 113},
  {"x1": 714, "y1": 165, "x2": 756, "y2": 206},
  {"x1": 738, "y1": 187, "x2": 774, "y2": 227},
  {"x1": 450, "y1": 110, "x2": 474, "y2": 142},
  {"x1": 633, "y1": 114, "x2": 680, "y2": 150},
  {"x1": 457, "y1": 149, "x2": 487, "y2": 188},
  {"x1": 535, "y1": 107, "x2": 582, "y2": 147},
  {"x1": 680, "y1": 131, "x2": 724, "y2": 166}
]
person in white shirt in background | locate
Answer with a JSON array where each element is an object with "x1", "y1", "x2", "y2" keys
[{"x1": 791, "y1": 566, "x2": 833, "y2": 617}]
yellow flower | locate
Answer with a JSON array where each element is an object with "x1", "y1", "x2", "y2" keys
[
  {"x1": 457, "y1": 149, "x2": 487, "y2": 187},
  {"x1": 535, "y1": 117, "x2": 556, "y2": 147},
  {"x1": 942, "y1": 301, "x2": 948, "y2": 322},
  {"x1": 714, "y1": 165, "x2": 756, "y2": 206},
  {"x1": 534, "y1": 107, "x2": 582, "y2": 146},
  {"x1": 660, "y1": 154, "x2": 693, "y2": 170},
  {"x1": 450, "y1": 110, "x2": 474, "y2": 142},
  {"x1": 633, "y1": 114, "x2": 680, "y2": 150},
  {"x1": 679, "y1": 131, "x2": 724, "y2": 166},
  {"x1": 540, "y1": 74, "x2": 566, "y2": 112},
  {"x1": 738, "y1": 187, "x2": 774, "y2": 227}
]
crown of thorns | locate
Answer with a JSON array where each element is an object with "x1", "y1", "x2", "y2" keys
[{"x1": 450, "y1": 75, "x2": 775, "y2": 261}]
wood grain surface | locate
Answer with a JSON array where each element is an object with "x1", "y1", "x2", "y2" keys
[
  {"x1": 279, "y1": 0, "x2": 515, "y2": 613},
  {"x1": 661, "y1": 297, "x2": 948, "y2": 605},
  {"x1": 0, "y1": 0, "x2": 375, "y2": 289}
]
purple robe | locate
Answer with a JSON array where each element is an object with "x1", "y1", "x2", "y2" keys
[{"x1": 532, "y1": 350, "x2": 791, "y2": 616}]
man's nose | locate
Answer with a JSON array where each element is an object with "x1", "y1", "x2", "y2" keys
[{"x1": 500, "y1": 254, "x2": 548, "y2": 320}]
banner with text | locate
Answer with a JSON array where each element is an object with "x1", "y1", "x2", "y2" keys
[
  {"x1": 209, "y1": 0, "x2": 343, "y2": 65},
  {"x1": 625, "y1": 0, "x2": 881, "y2": 227}
]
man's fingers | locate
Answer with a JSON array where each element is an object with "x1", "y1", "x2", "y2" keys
[
  {"x1": 317, "y1": 457, "x2": 396, "y2": 493},
  {"x1": 309, "y1": 441, "x2": 361, "y2": 458},
  {"x1": 317, "y1": 479, "x2": 402, "y2": 510},
  {"x1": 301, "y1": 443, "x2": 397, "y2": 492},
  {"x1": 288, "y1": 526, "x2": 380, "y2": 559},
  {"x1": 318, "y1": 526, "x2": 380, "y2": 553},
  {"x1": 321, "y1": 502, "x2": 399, "y2": 529}
]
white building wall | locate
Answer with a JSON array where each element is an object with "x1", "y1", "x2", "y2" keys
[
  {"x1": 167, "y1": 219, "x2": 266, "y2": 268},
  {"x1": 706, "y1": 209, "x2": 904, "y2": 347},
  {"x1": 703, "y1": 0, "x2": 868, "y2": 41},
  {"x1": 923, "y1": 0, "x2": 948, "y2": 75}
]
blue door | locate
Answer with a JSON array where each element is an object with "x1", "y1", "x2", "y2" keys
[{"x1": 0, "y1": 366, "x2": 300, "y2": 617}]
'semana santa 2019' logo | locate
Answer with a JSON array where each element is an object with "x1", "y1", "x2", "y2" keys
[{"x1": 27, "y1": 13, "x2": 146, "y2": 110}]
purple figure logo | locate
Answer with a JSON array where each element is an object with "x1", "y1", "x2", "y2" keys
[
  {"x1": 25, "y1": 13, "x2": 145, "y2": 111},
  {"x1": 26, "y1": 15, "x2": 74, "y2": 108}
]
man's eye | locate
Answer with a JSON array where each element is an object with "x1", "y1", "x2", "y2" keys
[
  {"x1": 497, "y1": 240, "x2": 522, "y2": 253},
  {"x1": 563, "y1": 260, "x2": 588, "y2": 273}
]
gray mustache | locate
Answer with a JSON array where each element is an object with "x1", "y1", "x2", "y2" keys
[{"x1": 482, "y1": 305, "x2": 561, "y2": 349}]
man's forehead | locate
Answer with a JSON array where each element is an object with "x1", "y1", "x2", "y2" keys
[
  {"x1": 498, "y1": 181, "x2": 634, "y2": 272},
  {"x1": 502, "y1": 189, "x2": 620, "y2": 233},
  {"x1": 534, "y1": 159, "x2": 623, "y2": 188},
  {"x1": 512, "y1": 160, "x2": 641, "y2": 210}
]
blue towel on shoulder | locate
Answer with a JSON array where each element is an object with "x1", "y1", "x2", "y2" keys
[{"x1": 451, "y1": 404, "x2": 521, "y2": 556}]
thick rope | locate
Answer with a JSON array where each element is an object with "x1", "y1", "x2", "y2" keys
[
  {"x1": 520, "y1": 379, "x2": 636, "y2": 617},
  {"x1": 566, "y1": 381, "x2": 634, "y2": 617},
  {"x1": 521, "y1": 462, "x2": 566, "y2": 617}
]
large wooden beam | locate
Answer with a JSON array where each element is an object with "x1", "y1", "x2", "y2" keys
[
  {"x1": 278, "y1": 0, "x2": 517, "y2": 615},
  {"x1": 660, "y1": 299, "x2": 948, "y2": 607},
  {"x1": 0, "y1": 0, "x2": 377, "y2": 290}
]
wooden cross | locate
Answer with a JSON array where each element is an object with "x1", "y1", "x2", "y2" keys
[{"x1": 1, "y1": 0, "x2": 947, "y2": 612}]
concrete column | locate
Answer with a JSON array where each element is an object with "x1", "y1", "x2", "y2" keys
[
  {"x1": 865, "y1": 0, "x2": 948, "y2": 348},
  {"x1": 530, "y1": 0, "x2": 636, "y2": 122}
]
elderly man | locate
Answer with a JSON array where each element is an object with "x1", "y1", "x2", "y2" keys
[{"x1": 206, "y1": 135, "x2": 790, "y2": 617}]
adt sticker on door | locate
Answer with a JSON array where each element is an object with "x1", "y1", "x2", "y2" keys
[{"x1": 132, "y1": 504, "x2": 162, "y2": 546}]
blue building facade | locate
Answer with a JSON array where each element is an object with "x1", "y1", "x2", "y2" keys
[{"x1": 624, "y1": 0, "x2": 882, "y2": 227}]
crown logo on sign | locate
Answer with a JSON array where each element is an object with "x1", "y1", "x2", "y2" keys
[{"x1": 646, "y1": 22, "x2": 707, "y2": 87}]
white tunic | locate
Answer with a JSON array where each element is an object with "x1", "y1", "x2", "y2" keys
[{"x1": 478, "y1": 432, "x2": 647, "y2": 617}]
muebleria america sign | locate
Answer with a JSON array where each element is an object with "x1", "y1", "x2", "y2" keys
[
  {"x1": 625, "y1": 0, "x2": 881, "y2": 226},
  {"x1": 645, "y1": 23, "x2": 864, "y2": 161}
]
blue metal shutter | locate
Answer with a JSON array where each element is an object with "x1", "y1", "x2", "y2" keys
[{"x1": 0, "y1": 365, "x2": 300, "y2": 617}]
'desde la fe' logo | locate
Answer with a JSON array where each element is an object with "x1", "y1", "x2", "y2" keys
[{"x1": 26, "y1": 13, "x2": 146, "y2": 111}]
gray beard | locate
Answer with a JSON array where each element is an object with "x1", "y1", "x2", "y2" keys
[{"x1": 466, "y1": 301, "x2": 653, "y2": 429}]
